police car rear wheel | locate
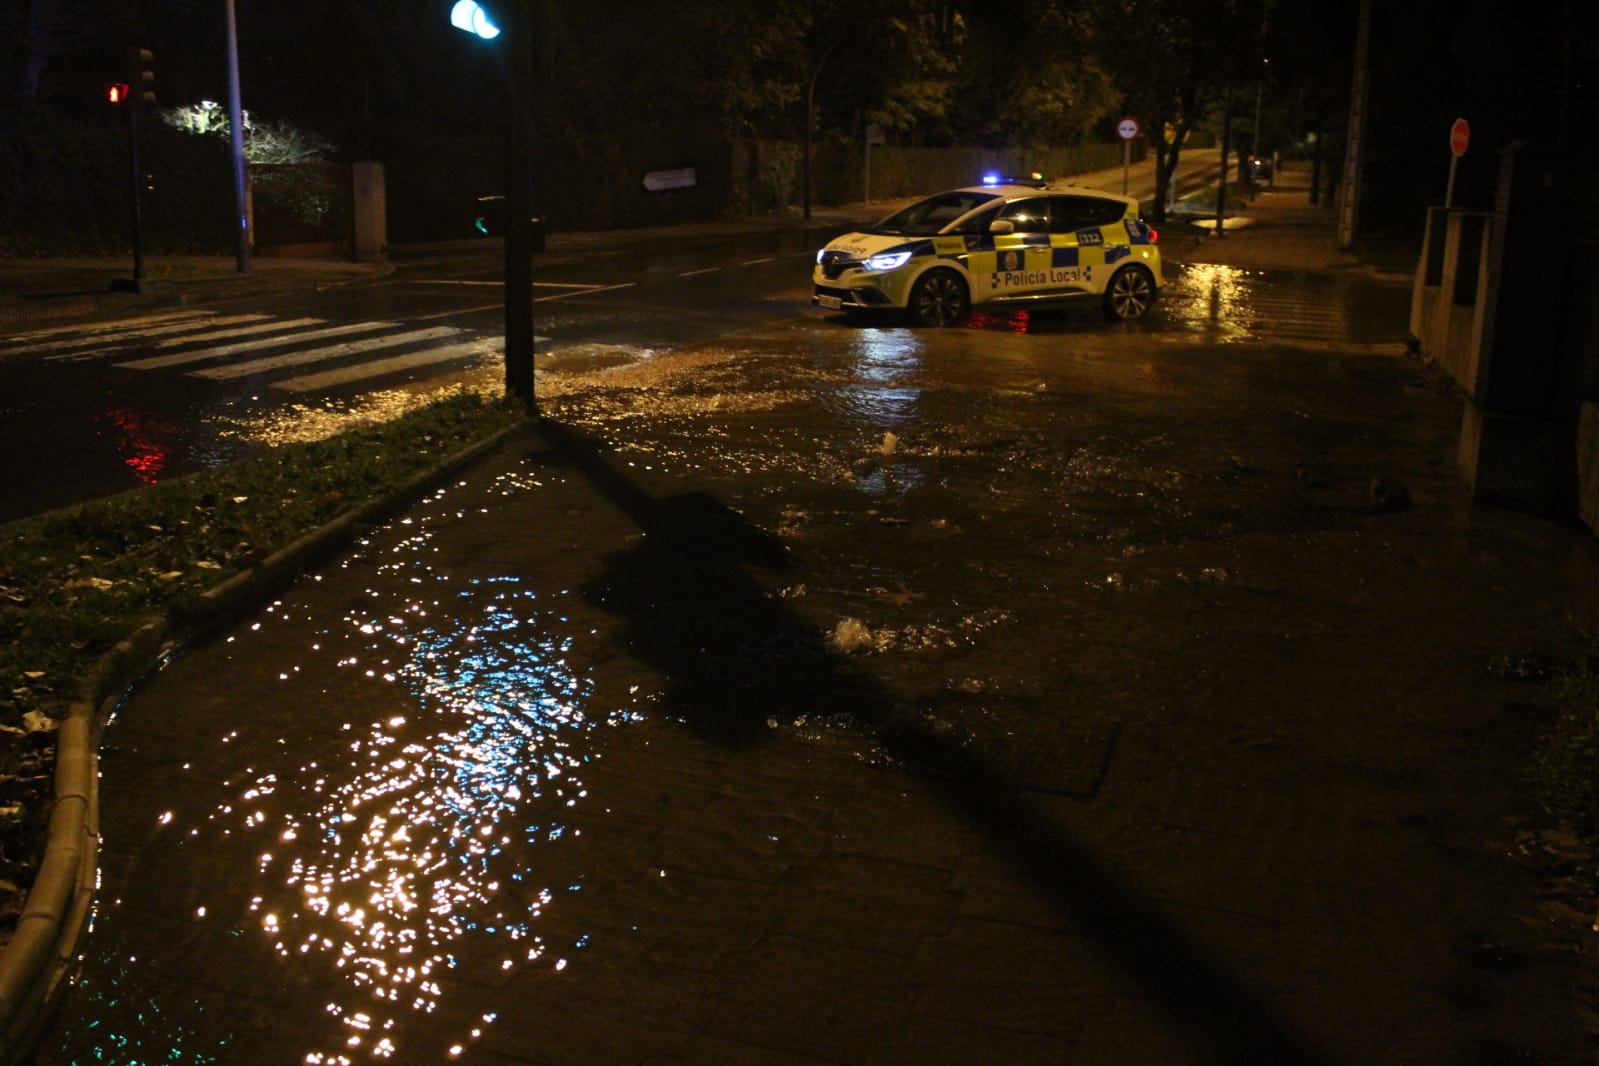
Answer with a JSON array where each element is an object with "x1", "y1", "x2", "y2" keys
[
  {"x1": 1103, "y1": 266, "x2": 1155, "y2": 321},
  {"x1": 909, "y1": 270, "x2": 969, "y2": 327}
]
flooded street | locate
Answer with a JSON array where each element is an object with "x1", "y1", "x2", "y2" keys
[{"x1": 37, "y1": 275, "x2": 1599, "y2": 1064}]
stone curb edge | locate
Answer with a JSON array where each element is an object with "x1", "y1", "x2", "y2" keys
[{"x1": 0, "y1": 415, "x2": 533, "y2": 1062}]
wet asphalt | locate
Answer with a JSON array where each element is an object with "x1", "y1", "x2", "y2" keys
[{"x1": 31, "y1": 172, "x2": 1599, "y2": 1065}]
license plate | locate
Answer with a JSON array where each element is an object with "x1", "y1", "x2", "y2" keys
[{"x1": 818, "y1": 294, "x2": 842, "y2": 310}]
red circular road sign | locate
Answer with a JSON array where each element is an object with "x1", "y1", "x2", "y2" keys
[
  {"x1": 1450, "y1": 117, "x2": 1470, "y2": 157},
  {"x1": 1116, "y1": 115, "x2": 1141, "y2": 141}
]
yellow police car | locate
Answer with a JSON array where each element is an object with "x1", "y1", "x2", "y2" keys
[{"x1": 813, "y1": 175, "x2": 1161, "y2": 326}]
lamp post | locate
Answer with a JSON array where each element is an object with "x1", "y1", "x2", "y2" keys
[{"x1": 225, "y1": 0, "x2": 250, "y2": 275}]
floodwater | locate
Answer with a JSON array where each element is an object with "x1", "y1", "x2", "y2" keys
[{"x1": 36, "y1": 272, "x2": 1599, "y2": 1064}]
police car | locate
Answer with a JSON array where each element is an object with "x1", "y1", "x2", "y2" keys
[{"x1": 813, "y1": 175, "x2": 1161, "y2": 326}]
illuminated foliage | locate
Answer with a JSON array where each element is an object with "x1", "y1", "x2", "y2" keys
[{"x1": 160, "y1": 101, "x2": 336, "y2": 165}]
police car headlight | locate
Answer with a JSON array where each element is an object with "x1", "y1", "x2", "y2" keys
[{"x1": 863, "y1": 251, "x2": 913, "y2": 272}]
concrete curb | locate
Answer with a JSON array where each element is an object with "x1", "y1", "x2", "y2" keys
[{"x1": 0, "y1": 415, "x2": 532, "y2": 1061}]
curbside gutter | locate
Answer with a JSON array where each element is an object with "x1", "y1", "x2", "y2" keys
[{"x1": 0, "y1": 416, "x2": 533, "y2": 1062}]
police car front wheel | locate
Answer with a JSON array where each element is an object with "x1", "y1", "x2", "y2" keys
[
  {"x1": 909, "y1": 269, "x2": 970, "y2": 327},
  {"x1": 1103, "y1": 266, "x2": 1156, "y2": 321}
]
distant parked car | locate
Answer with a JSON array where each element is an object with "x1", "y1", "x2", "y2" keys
[{"x1": 813, "y1": 176, "x2": 1162, "y2": 326}]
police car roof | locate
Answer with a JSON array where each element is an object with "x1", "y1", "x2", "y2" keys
[{"x1": 958, "y1": 182, "x2": 1137, "y2": 205}]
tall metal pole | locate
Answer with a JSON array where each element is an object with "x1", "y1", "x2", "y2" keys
[
  {"x1": 502, "y1": 0, "x2": 535, "y2": 408},
  {"x1": 127, "y1": 92, "x2": 145, "y2": 283},
  {"x1": 225, "y1": 0, "x2": 250, "y2": 275}
]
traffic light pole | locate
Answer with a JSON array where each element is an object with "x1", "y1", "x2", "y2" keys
[
  {"x1": 127, "y1": 98, "x2": 145, "y2": 284},
  {"x1": 448, "y1": 0, "x2": 534, "y2": 409},
  {"x1": 501, "y1": 1, "x2": 535, "y2": 409}
]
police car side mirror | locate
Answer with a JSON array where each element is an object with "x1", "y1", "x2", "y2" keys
[{"x1": 989, "y1": 220, "x2": 1015, "y2": 235}]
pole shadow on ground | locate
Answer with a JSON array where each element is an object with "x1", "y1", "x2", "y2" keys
[{"x1": 532, "y1": 419, "x2": 1332, "y2": 1066}]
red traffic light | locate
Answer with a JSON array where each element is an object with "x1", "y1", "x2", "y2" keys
[{"x1": 107, "y1": 82, "x2": 130, "y2": 105}]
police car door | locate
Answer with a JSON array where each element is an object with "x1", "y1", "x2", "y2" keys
[
  {"x1": 1044, "y1": 195, "x2": 1105, "y2": 294},
  {"x1": 981, "y1": 198, "x2": 1052, "y2": 302}
]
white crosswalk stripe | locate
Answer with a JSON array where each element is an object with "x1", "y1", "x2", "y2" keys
[
  {"x1": 276, "y1": 338, "x2": 501, "y2": 393},
  {"x1": 2, "y1": 309, "x2": 219, "y2": 346},
  {"x1": 2, "y1": 309, "x2": 499, "y2": 394},
  {"x1": 18, "y1": 314, "x2": 274, "y2": 359},
  {"x1": 189, "y1": 326, "x2": 465, "y2": 379},
  {"x1": 114, "y1": 320, "x2": 398, "y2": 369}
]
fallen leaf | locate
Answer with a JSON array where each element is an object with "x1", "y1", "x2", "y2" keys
[{"x1": 63, "y1": 577, "x2": 114, "y2": 591}]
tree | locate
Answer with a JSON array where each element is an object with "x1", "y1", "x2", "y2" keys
[
  {"x1": 1093, "y1": 0, "x2": 1270, "y2": 222},
  {"x1": 948, "y1": 1, "x2": 1117, "y2": 149}
]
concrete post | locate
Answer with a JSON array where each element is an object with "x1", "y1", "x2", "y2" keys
[{"x1": 352, "y1": 161, "x2": 387, "y2": 261}]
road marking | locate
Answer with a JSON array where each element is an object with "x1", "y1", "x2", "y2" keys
[
  {"x1": 115, "y1": 321, "x2": 398, "y2": 369},
  {"x1": 677, "y1": 267, "x2": 721, "y2": 278},
  {"x1": 409, "y1": 304, "x2": 505, "y2": 321},
  {"x1": 151, "y1": 317, "x2": 326, "y2": 348},
  {"x1": 25, "y1": 314, "x2": 274, "y2": 358},
  {"x1": 534, "y1": 282, "x2": 636, "y2": 303},
  {"x1": 740, "y1": 257, "x2": 777, "y2": 266},
  {"x1": 2, "y1": 309, "x2": 218, "y2": 345},
  {"x1": 188, "y1": 326, "x2": 464, "y2": 380},
  {"x1": 275, "y1": 337, "x2": 499, "y2": 393}
]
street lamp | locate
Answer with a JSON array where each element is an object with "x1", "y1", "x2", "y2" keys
[{"x1": 226, "y1": 0, "x2": 250, "y2": 275}]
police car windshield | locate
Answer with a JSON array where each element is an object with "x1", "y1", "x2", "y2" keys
[{"x1": 867, "y1": 191, "x2": 1001, "y2": 236}]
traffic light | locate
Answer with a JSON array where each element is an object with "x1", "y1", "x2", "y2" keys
[
  {"x1": 106, "y1": 82, "x2": 131, "y2": 105},
  {"x1": 126, "y1": 46, "x2": 155, "y2": 111},
  {"x1": 449, "y1": 1, "x2": 501, "y2": 39}
]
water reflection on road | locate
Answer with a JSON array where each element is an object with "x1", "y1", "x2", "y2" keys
[{"x1": 53, "y1": 478, "x2": 643, "y2": 1064}]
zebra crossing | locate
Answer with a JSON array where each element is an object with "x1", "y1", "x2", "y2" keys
[{"x1": 0, "y1": 309, "x2": 505, "y2": 393}]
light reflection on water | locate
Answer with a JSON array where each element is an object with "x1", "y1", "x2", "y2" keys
[
  {"x1": 822, "y1": 328, "x2": 925, "y2": 429},
  {"x1": 261, "y1": 568, "x2": 637, "y2": 1064},
  {"x1": 209, "y1": 378, "x2": 501, "y2": 448},
  {"x1": 1163, "y1": 263, "x2": 1255, "y2": 341},
  {"x1": 71, "y1": 501, "x2": 641, "y2": 1063}
]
